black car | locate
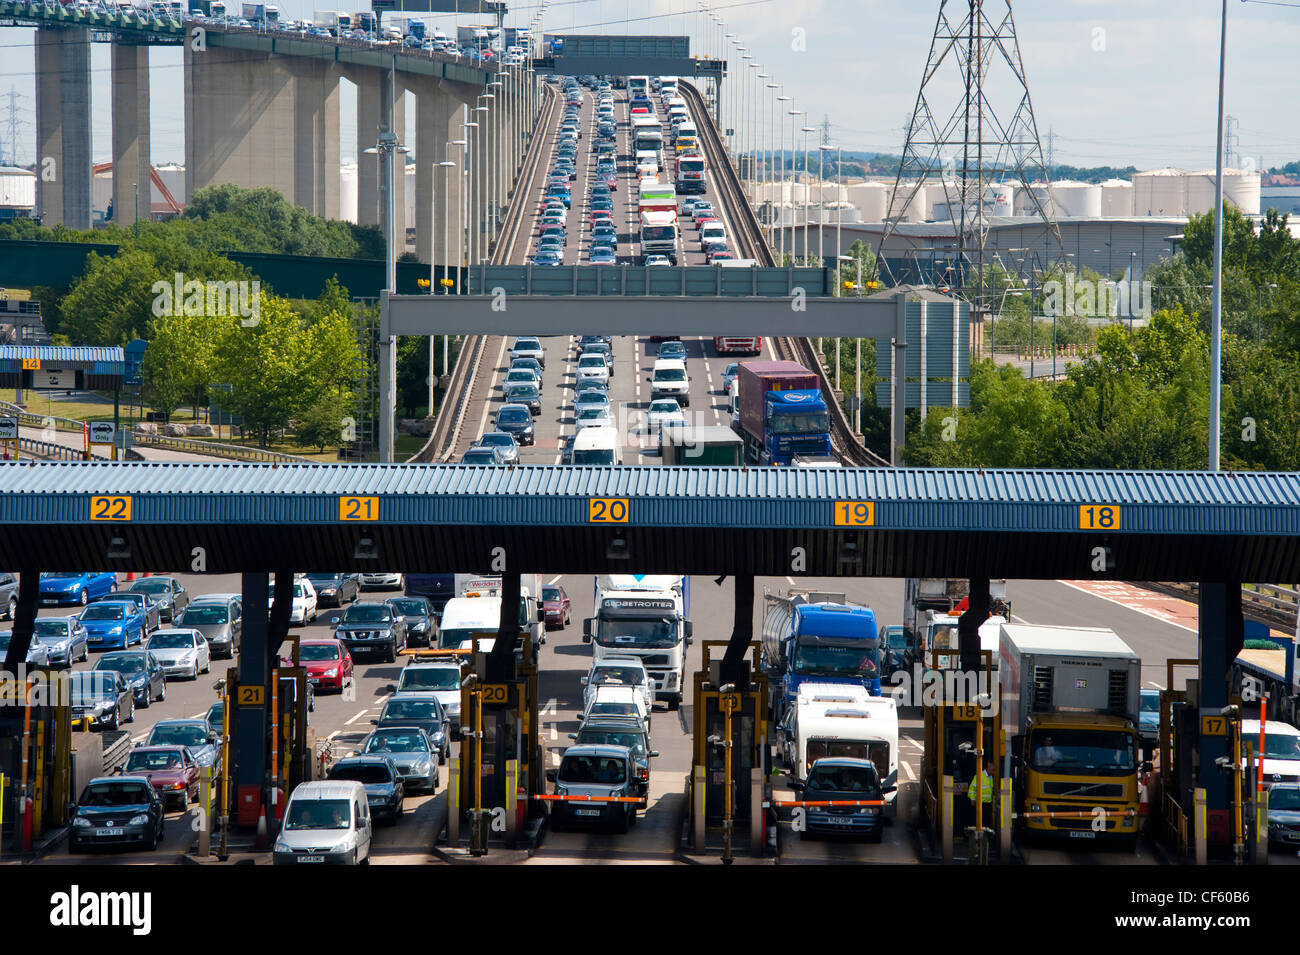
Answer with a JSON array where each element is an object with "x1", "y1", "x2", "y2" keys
[
  {"x1": 328, "y1": 755, "x2": 405, "y2": 824},
  {"x1": 502, "y1": 381, "x2": 542, "y2": 416},
  {"x1": 69, "y1": 670, "x2": 135, "y2": 731},
  {"x1": 372, "y1": 694, "x2": 449, "y2": 762},
  {"x1": 494, "y1": 403, "x2": 536, "y2": 445},
  {"x1": 388, "y1": 597, "x2": 436, "y2": 647},
  {"x1": 332, "y1": 601, "x2": 407, "y2": 662},
  {"x1": 125, "y1": 576, "x2": 189, "y2": 622},
  {"x1": 570, "y1": 717, "x2": 658, "y2": 797},
  {"x1": 93, "y1": 650, "x2": 166, "y2": 707},
  {"x1": 69, "y1": 776, "x2": 166, "y2": 853},
  {"x1": 306, "y1": 573, "x2": 361, "y2": 608}
]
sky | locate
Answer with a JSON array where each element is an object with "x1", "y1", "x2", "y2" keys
[{"x1": 0, "y1": 0, "x2": 1298, "y2": 172}]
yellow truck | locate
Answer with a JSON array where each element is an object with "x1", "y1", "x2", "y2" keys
[{"x1": 999, "y1": 623, "x2": 1143, "y2": 849}]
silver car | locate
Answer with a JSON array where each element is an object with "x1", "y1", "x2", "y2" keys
[
  {"x1": 547, "y1": 743, "x2": 638, "y2": 833},
  {"x1": 356, "y1": 726, "x2": 440, "y2": 793},
  {"x1": 126, "y1": 576, "x2": 189, "y2": 622},
  {"x1": 0, "y1": 630, "x2": 51, "y2": 667},
  {"x1": 174, "y1": 598, "x2": 241, "y2": 659},
  {"x1": 146, "y1": 628, "x2": 211, "y2": 679},
  {"x1": 32, "y1": 616, "x2": 89, "y2": 666},
  {"x1": 473, "y1": 431, "x2": 520, "y2": 464}
]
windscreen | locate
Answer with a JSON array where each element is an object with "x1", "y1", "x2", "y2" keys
[
  {"x1": 770, "y1": 412, "x2": 830, "y2": 435},
  {"x1": 654, "y1": 367, "x2": 686, "y2": 382},
  {"x1": 793, "y1": 639, "x2": 880, "y2": 678},
  {"x1": 1028, "y1": 729, "x2": 1135, "y2": 774},
  {"x1": 1262, "y1": 733, "x2": 1300, "y2": 760},
  {"x1": 577, "y1": 731, "x2": 646, "y2": 756},
  {"x1": 80, "y1": 783, "x2": 153, "y2": 807},
  {"x1": 572, "y1": 449, "x2": 615, "y2": 465},
  {"x1": 806, "y1": 764, "x2": 880, "y2": 794},
  {"x1": 126, "y1": 750, "x2": 183, "y2": 772},
  {"x1": 149, "y1": 724, "x2": 206, "y2": 747},
  {"x1": 643, "y1": 226, "x2": 677, "y2": 242},
  {"x1": 180, "y1": 605, "x2": 227, "y2": 624},
  {"x1": 131, "y1": 579, "x2": 172, "y2": 594},
  {"x1": 559, "y1": 754, "x2": 626, "y2": 785},
  {"x1": 70, "y1": 672, "x2": 116, "y2": 703},
  {"x1": 382, "y1": 700, "x2": 440, "y2": 722},
  {"x1": 82, "y1": 605, "x2": 124, "y2": 621},
  {"x1": 592, "y1": 665, "x2": 645, "y2": 686},
  {"x1": 299, "y1": 644, "x2": 340, "y2": 662},
  {"x1": 330, "y1": 765, "x2": 393, "y2": 785},
  {"x1": 439, "y1": 628, "x2": 495, "y2": 649},
  {"x1": 364, "y1": 732, "x2": 428, "y2": 754},
  {"x1": 399, "y1": 667, "x2": 459, "y2": 691},
  {"x1": 98, "y1": 656, "x2": 144, "y2": 674},
  {"x1": 391, "y1": 599, "x2": 427, "y2": 616},
  {"x1": 284, "y1": 799, "x2": 351, "y2": 830},
  {"x1": 149, "y1": 632, "x2": 195, "y2": 650},
  {"x1": 806, "y1": 740, "x2": 890, "y2": 779},
  {"x1": 343, "y1": 604, "x2": 392, "y2": 623},
  {"x1": 596, "y1": 615, "x2": 677, "y2": 649},
  {"x1": 1270, "y1": 788, "x2": 1300, "y2": 810}
]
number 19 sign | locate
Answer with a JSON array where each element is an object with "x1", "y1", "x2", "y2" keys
[{"x1": 834, "y1": 502, "x2": 875, "y2": 526}]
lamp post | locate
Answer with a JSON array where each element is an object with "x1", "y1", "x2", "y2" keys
[
  {"x1": 800, "y1": 122, "x2": 814, "y2": 265},
  {"x1": 488, "y1": 81, "x2": 503, "y2": 247},
  {"x1": 818, "y1": 143, "x2": 833, "y2": 269},
  {"x1": 765, "y1": 81, "x2": 778, "y2": 247},
  {"x1": 1208, "y1": 0, "x2": 1229, "y2": 471},
  {"x1": 475, "y1": 97, "x2": 494, "y2": 265},
  {"x1": 462, "y1": 118, "x2": 478, "y2": 292},
  {"x1": 775, "y1": 92, "x2": 789, "y2": 261},
  {"x1": 364, "y1": 120, "x2": 408, "y2": 463}
]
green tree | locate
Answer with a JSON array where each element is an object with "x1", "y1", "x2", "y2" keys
[
  {"x1": 214, "y1": 295, "x2": 314, "y2": 446},
  {"x1": 295, "y1": 391, "x2": 350, "y2": 453}
]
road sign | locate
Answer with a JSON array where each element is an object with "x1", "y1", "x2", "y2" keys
[
  {"x1": 88, "y1": 421, "x2": 115, "y2": 444},
  {"x1": 0, "y1": 417, "x2": 16, "y2": 440}
]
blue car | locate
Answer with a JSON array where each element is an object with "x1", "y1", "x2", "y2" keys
[
  {"x1": 80, "y1": 600, "x2": 145, "y2": 651},
  {"x1": 39, "y1": 572, "x2": 117, "y2": 607}
]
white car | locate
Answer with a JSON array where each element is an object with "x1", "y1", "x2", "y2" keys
[
  {"x1": 700, "y1": 223, "x2": 727, "y2": 252},
  {"x1": 583, "y1": 683, "x2": 652, "y2": 728},
  {"x1": 646, "y1": 398, "x2": 686, "y2": 431},
  {"x1": 145, "y1": 628, "x2": 211, "y2": 679},
  {"x1": 644, "y1": 255, "x2": 672, "y2": 267},
  {"x1": 268, "y1": 577, "x2": 318, "y2": 625},
  {"x1": 576, "y1": 353, "x2": 610, "y2": 386},
  {"x1": 575, "y1": 404, "x2": 615, "y2": 432},
  {"x1": 504, "y1": 368, "x2": 542, "y2": 391},
  {"x1": 360, "y1": 573, "x2": 404, "y2": 590},
  {"x1": 582, "y1": 657, "x2": 654, "y2": 715},
  {"x1": 510, "y1": 337, "x2": 546, "y2": 370}
]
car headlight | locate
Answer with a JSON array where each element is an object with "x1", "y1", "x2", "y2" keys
[
  {"x1": 73, "y1": 816, "x2": 92, "y2": 828},
  {"x1": 127, "y1": 813, "x2": 151, "y2": 826},
  {"x1": 413, "y1": 758, "x2": 431, "y2": 772},
  {"x1": 323, "y1": 668, "x2": 338, "y2": 678},
  {"x1": 108, "y1": 626, "x2": 123, "y2": 635},
  {"x1": 555, "y1": 785, "x2": 568, "y2": 797}
]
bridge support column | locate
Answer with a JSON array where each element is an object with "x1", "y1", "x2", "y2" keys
[
  {"x1": 111, "y1": 43, "x2": 151, "y2": 229},
  {"x1": 354, "y1": 70, "x2": 382, "y2": 227},
  {"x1": 185, "y1": 46, "x2": 297, "y2": 211},
  {"x1": 1196, "y1": 580, "x2": 1243, "y2": 846},
  {"x1": 413, "y1": 82, "x2": 458, "y2": 269},
  {"x1": 35, "y1": 27, "x2": 92, "y2": 229},
  {"x1": 291, "y1": 60, "x2": 340, "y2": 220}
]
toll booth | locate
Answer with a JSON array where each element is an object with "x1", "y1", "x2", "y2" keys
[
  {"x1": 688, "y1": 640, "x2": 769, "y2": 859},
  {"x1": 920, "y1": 645, "x2": 1005, "y2": 862},
  {"x1": 0, "y1": 671, "x2": 74, "y2": 853},
  {"x1": 223, "y1": 666, "x2": 311, "y2": 830},
  {"x1": 450, "y1": 636, "x2": 544, "y2": 852}
]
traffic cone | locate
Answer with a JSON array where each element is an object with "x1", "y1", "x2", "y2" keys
[{"x1": 254, "y1": 804, "x2": 269, "y2": 849}]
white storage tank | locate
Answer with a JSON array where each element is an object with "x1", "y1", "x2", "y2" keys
[
  {"x1": 1133, "y1": 168, "x2": 1187, "y2": 217},
  {"x1": 986, "y1": 182, "x2": 1015, "y2": 217},
  {"x1": 845, "y1": 180, "x2": 889, "y2": 222},
  {"x1": 1050, "y1": 180, "x2": 1102, "y2": 218},
  {"x1": 1101, "y1": 178, "x2": 1134, "y2": 216},
  {"x1": 0, "y1": 167, "x2": 36, "y2": 211},
  {"x1": 1187, "y1": 168, "x2": 1260, "y2": 215},
  {"x1": 1018, "y1": 182, "x2": 1058, "y2": 218},
  {"x1": 924, "y1": 181, "x2": 954, "y2": 221},
  {"x1": 340, "y1": 161, "x2": 358, "y2": 224}
]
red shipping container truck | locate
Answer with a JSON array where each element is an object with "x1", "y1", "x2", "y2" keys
[{"x1": 736, "y1": 361, "x2": 820, "y2": 443}]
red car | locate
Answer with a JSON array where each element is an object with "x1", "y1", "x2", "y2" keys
[
  {"x1": 542, "y1": 585, "x2": 571, "y2": 630},
  {"x1": 122, "y1": 745, "x2": 201, "y2": 811},
  {"x1": 298, "y1": 639, "x2": 354, "y2": 692},
  {"x1": 602, "y1": 173, "x2": 618, "y2": 191}
]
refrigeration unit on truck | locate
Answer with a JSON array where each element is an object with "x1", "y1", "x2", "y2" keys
[
  {"x1": 735, "y1": 360, "x2": 831, "y2": 465},
  {"x1": 763, "y1": 590, "x2": 881, "y2": 723},
  {"x1": 584, "y1": 575, "x2": 692, "y2": 710},
  {"x1": 903, "y1": 578, "x2": 1010, "y2": 659},
  {"x1": 999, "y1": 623, "x2": 1143, "y2": 847}
]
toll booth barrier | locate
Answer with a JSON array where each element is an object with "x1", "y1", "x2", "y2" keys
[{"x1": 0, "y1": 671, "x2": 75, "y2": 853}]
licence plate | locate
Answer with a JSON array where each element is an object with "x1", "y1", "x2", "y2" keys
[
  {"x1": 42, "y1": 599, "x2": 58, "y2": 605},
  {"x1": 296, "y1": 855, "x2": 325, "y2": 863},
  {"x1": 95, "y1": 828, "x2": 124, "y2": 836},
  {"x1": 828, "y1": 816, "x2": 853, "y2": 825},
  {"x1": 1068, "y1": 830, "x2": 1097, "y2": 839},
  {"x1": 574, "y1": 808, "x2": 601, "y2": 817}
]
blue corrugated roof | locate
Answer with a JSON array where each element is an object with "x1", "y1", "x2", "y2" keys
[
  {"x1": 0, "y1": 463, "x2": 1296, "y2": 535},
  {"x1": 0, "y1": 345, "x2": 125, "y2": 364}
]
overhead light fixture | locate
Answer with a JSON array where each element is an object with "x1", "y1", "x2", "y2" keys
[
  {"x1": 605, "y1": 537, "x2": 630, "y2": 561},
  {"x1": 107, "y1": 537, "x2": 131, "y2": 561},
  {"x1": 354, "y1": 537, "x2": 378, "y2": 561}
]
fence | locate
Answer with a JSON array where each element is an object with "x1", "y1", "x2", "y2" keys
[{"x1": 131, "y1": 433, "x2": 316, "y2": 463}]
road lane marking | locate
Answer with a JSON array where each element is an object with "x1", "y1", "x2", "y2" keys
[
  {"x1": 546, "y1": 574, "x2": 562, "y2": 586},
  {"x1": 901, "y1": 761, "x2": 916, "y2": 781},
  {"x1": 1057, "y1": 580, "x2": 1197, "y2": 634},
  {"x1": 345, "y1": 709, "x2": 371, "y2": 725},
  {"x1": 472, "y1": 336, "x2": 510, "y2": 446}
]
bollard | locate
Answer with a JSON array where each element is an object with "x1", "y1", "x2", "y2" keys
[
  {"x1": 692, "y1": 765, "x2": 706, "y2": 853},
  {"x1": 999, "y1": 776, "x2": 1012, "y2": 861},
  {"x1": 941, "y1": 774, "x2": 954, "y2": 863},
  {"x1": 505, "y1": 759, "x2": 519, "y2": 844},
  {"x1": 1193, "y1": 787, "x2": 1207, "y2": 865},
  {"x1": 750, "y1": 768, "x2": 763, "y2": 854},
  {"x1": 447, "y1": 757, "x2": 460, "y2": 844},
  {"x1": 198, "y1": 765, "x2": 211, "y2": 857}
]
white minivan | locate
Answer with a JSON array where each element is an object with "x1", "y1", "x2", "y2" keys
[
  {"x1": 572, "y1": 426, "x2": 622, "y2": 465},
  {"x1": 650, "y1": 358, "x2": 690, "y2": 406},
  {"x1": 273, "y1": 780, "x2": 373, "y2": 865}
]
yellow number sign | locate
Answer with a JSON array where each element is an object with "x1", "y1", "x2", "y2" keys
[
  {"x1": 1079, "y1": 504, "x2": 1120, "y2": 530},
  {"x1": 834, "y1": 502, "x2": 875, "y2": 526},
  {"x1": 588, "y1": 498, "x2": 629, "y2": 523},
  {"x1": 90, "y1": 496, "x2": 131, "y2": 521},
  {"x1": 338, "y1": 496, "x2": 379, "y2": 521}
]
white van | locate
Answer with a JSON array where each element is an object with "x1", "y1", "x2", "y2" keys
[
  {"x1": 437, "y1": 596, "x2": 501, "y2": 650},
  {"x1": 572, "y1": 426, "x2": 622, "y2": 466},
  {"x1": 782, "y1": 683, "x2": 900, "y2": 814},
  {"x1": 650, "y1": 358, "x2": 690, "y2": 406},
  {"x1": 273, "y1": 780, "x2": 372, "y2": 865},
  {"x1": 1242, "y1": 719, "x2": 1300, "y2": 787}
]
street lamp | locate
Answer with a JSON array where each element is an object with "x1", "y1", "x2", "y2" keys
[
  {"x1": 1210, "y1": 0, "x2": 1228, "y2": 471},
  {"x1": 764, "y1": 81, "x2": 778, "y2": 246},
  {"x1": 475, "y1": 97, "x2": 494, "y2": 265},
  {"x1": 818, "y1": 143, "x2": 834, "y2": 268},
  {"x1": 462, "y1": 119, "x2": 479, "y2": 290},
  {"x1": 801, "y1": 124, "x2": 815, "y2": 266},
  {"x1": 775, "y1": 92, "x2": 790, "y2": 260}
]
